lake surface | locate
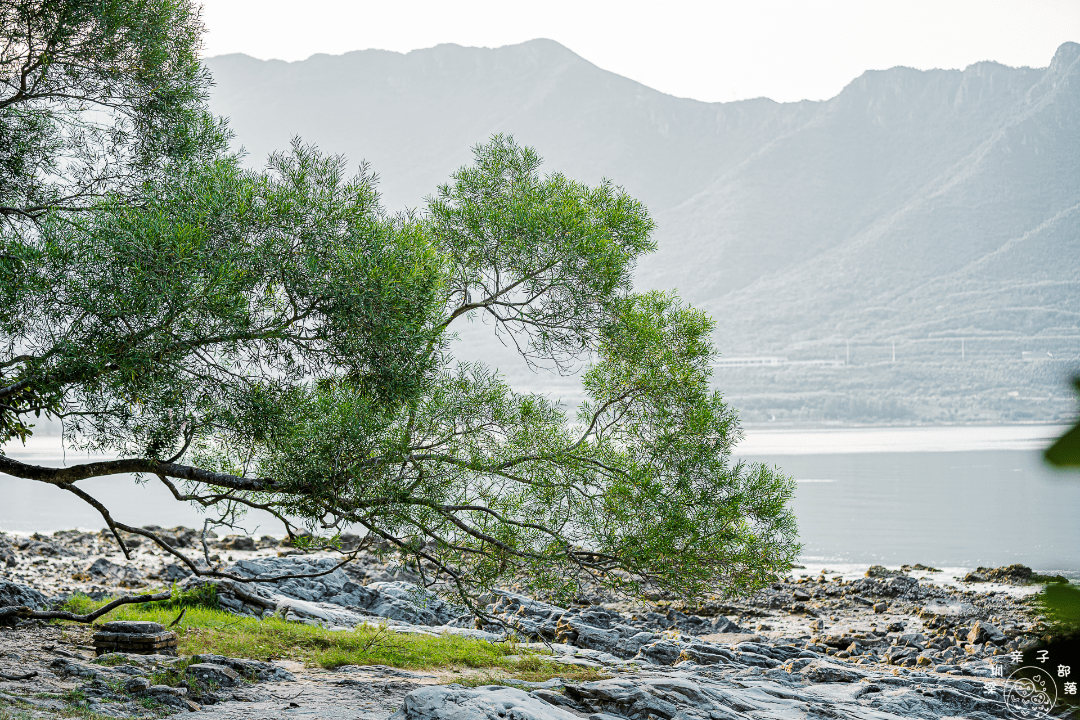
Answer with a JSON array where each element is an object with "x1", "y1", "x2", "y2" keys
[
  {"x1": 2, "y1": 425, "x2": 1078, "y2": 575},
  {"x1": 736, "y1": 425, "x2": 1080, "y2": 576}
]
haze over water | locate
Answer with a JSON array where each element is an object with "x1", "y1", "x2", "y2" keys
[{"x1": 3, "y1": 424, "x2": 1077, "y2": 576}]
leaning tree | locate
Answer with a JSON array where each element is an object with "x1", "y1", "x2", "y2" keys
[{"x1": 0, "y1": 0, "x2": 799, "y2": 621}]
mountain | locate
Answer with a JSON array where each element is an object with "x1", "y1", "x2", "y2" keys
[{"x1": 204, "y1": 40, "x2": 1080, "y2": 424}]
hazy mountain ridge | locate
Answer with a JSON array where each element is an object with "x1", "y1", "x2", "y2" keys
[
  {"x1": 205, "y1": 40, "x2": 1080, "y2": 423},
  {"x1": 700, "y1": 43, "x2": 1078, "y2": 352}
]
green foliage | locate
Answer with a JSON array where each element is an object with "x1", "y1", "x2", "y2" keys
[
  {"x1": 2, "y1": 135, "x2": 799, "y2": 604},
  {"x1": 0, "y1": 4, "x2": 799, "y2": 605},
  {"x1": 0, "y1": 0, "x2": 224, "y2": 444},
  {"x1": 0, "y1": 0, "x2": 222, "y2": 220},
  {"x1": 1046, "y1": 378, "x2": 1080, "y2": 467}
]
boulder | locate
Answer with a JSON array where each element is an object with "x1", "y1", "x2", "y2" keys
[
  {"x1": 797, "y1": 659, "x2": 865, "y2": 683},
  {"x1": 82, "y1": 558, "x2": 145, "y2": 587},
  {"x1": 139, "y1": 526, "x2": 200, "y2": 548},
  {"x1": 866, "y1": 565, "x2": 900, "y2": 578},
  {"x1": 185, "y1": 557, "x2": 466, "y2": 627},
  {"x1": 124, "y1": 677, "x2": 151, "y2": 694},
  {"x1": 984, "y1": 564, "x2": 1033, "y2": 585},
  {"x1": 219, "y1": 535, "x2": 256, "y2": 551},
  {"x1": 0, "y1": 543, "x2": 15, "y2": 568},
  {"x1": 192, "y1": 654, "x2": 294, "y2": 682},
  {"x1": 186, "y1": 663, "x2": 240, "y2": 688},
  {"x1": 634, "y1": 639, "x2": 684, "y2": 666},
  {"x1": 0, "y1": 580, "x2": 48, "y2": 612},
  {"x1": 156, "y1": 563, "x2": 192, "y2": 581},
  {"x1": 966, "y1": 620, "x2": 1007, "y2": 646},
  {"x1": 920, "y1": 599, "x2": 980, "y2": 618}
]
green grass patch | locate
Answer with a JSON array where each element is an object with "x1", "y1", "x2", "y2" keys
[
  {"x1": 64, "y1": 594, "x2": 579, "y2": 677},
  {"x1": 64, "y1": 583, "x2": 217, "y2": 617}
]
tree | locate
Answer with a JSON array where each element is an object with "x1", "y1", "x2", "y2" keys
[
  {"x1": 0, "y1": 0, "x2": 221, "y2": 224},
  {"x1": 0, "y1": 2, "x2": 799, "y2": 619}
]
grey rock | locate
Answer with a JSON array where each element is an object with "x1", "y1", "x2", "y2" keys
[
  {"x1": 708, "y1": 616, "x2": 746, "y2": 634},
  {"x1": 355, "y1": 581, "x2": 463, "y2": 626},
  {"x1": 633, "y1": 639, "x2": 684, "y2": 666},
  {"x1": 224, "y1": 557, "x2": 463, "y2": 626},
  {"x1": 148, "y1": 684, "x2": 189, "y2": 697},
  {"x1": 490, "y1": 592, "x2": 668, "y2": 659},
  {"x1": 13, "y1": 536, "x2": 71, "y2": 556},
  {"x1": 140, "y1": 525, "x2": 200, "y2": 548},
  {"x1": 588, "y1": 713, "x2": 625, "y2": 720},
  {"x1": 91, "y1": 652, "x2": 177, "y2": 666},
  {"x1": 99, "y1": 620, "x2": 166, "y2": 634},
  {"x1": 192, "y1": 654, "x2": 295, "y2": 682},
  {"x1": 679, "y1": 640, "x2": 735, "y2": 666},
  {"x1": 530, "y1": 689, "x2": 579, "y2": 710},
  {"x1": 733, "y1": 650, "x2": 778, "y2": 668},
  {"x1": 0, "y1": 580, "x2": 48, "y2": 612},
  {"x1": 220, "y1": 535, "x2": 257, "y2": 551},
  {"x1": 85, "y1": 557, "x2": 144, "y2": 583},
  {"x1": 186, "y1": 662, "x2": 240, "y2": 687},
  {"x1": 158, "y1": 563, "x2": 192, "y2": 581},
  {"x1": 967, "y1": 620, "x2": 1007, "y2": 645},
  {"x1": 49, "y1": 657, "x2": 108, "y2": 680},
  {"x1": 393, "y1": 684, "x2": 582, "y2": 720},
  {"x1": 123, "y1": 677, "x2": 150, "y2": 693}
]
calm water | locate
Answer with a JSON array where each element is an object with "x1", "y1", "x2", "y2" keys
[
  {"x1": 2, "y1": 426, "x2": 1078, "y2": 574},
  {"x1": 737, "y1": 425, "x2": 1080, "y2": 575}
]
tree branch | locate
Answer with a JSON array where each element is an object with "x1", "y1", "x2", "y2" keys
[
  {"x1": 0, "y1": 454, "x2": 273, "y2": 492},
  {"x1": 0, "y1": 590, "x2": 170, "y2": 625}
]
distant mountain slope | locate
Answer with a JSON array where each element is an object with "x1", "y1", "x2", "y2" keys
[{"x1": 204, "y1": 40, "x2": 1080, "y2": 424}]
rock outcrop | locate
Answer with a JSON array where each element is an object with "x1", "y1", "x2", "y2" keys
[{"x1": 393, "y1": 666, "x2": 1014, "y2": 720}]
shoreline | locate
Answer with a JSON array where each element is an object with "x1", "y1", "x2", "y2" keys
[
  {"x1": 5, "y1": 527, "x2": 1078, "y2": 581},
  {"x1": 1, "y1": 525, "x2": 1068, "y2": 719}
]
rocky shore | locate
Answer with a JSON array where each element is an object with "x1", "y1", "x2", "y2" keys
[{"x1": 0, "y1": 527, "x2": 1063, "y2": 719}]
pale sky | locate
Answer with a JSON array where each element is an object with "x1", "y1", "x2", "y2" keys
[{"x1": 198, "y1": 0, "x2": 1080, "y2": 103}]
